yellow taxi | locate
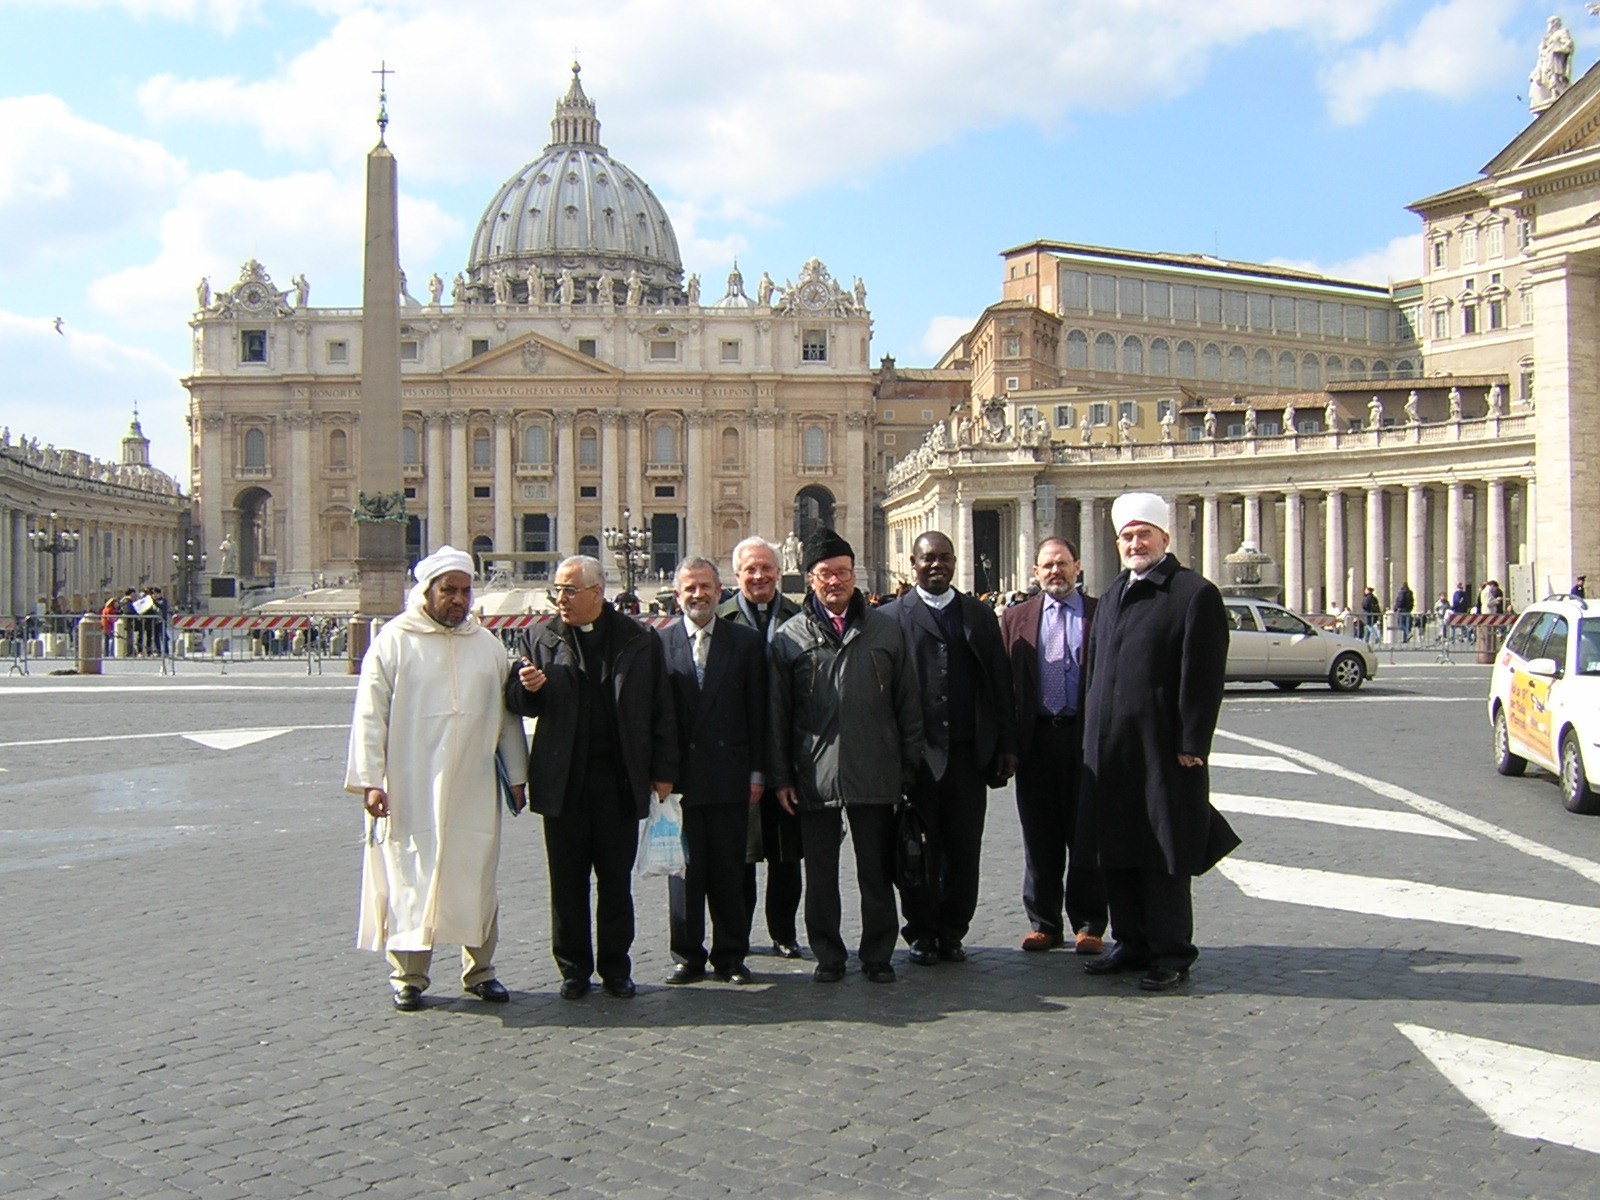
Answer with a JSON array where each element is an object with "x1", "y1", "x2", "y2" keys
[{"x1": 1488, "y1": 596, "x2": 1600, "y2": 814}]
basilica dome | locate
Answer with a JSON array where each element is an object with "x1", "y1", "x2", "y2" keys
[{"x1": 464, "y1": 65, "x2": 683, "y2": 306}]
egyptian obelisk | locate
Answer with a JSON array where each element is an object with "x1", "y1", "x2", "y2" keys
[{"x1": 348, "y1": 65, "x2": 408, "y2": 669}]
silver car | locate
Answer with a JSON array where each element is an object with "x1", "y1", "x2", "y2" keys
[{"x1": 1223, "y1": 598, "x2": 1378, "y2": 692}]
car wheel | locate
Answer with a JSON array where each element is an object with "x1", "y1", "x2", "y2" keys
[
  {"x1": 1493, "y1": 707, "x2": 1526, "y2": 777},
  {"x1": 1560, "y1": 730, "x2": 1600, "y2": 814},
  {"x1": 1327, "y1": 652, "x2": 1365, "y2": 692},
  {"x1": 1272, "y1": 680, "x2": 1302, "y2": 691}
]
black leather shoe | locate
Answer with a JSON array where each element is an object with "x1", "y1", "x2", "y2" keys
[
  {"x1": 1084, "y1": 950, "x2": 1150, "y2": 976},
  {"x1": 558, "y1": 977, "x2": 590, "y2": 1000},
  {"x1": 907, "y1": 939, "x2": 940, "y2": 966},
  {"x1": 665, "y1": 964, "x2": 706, "y2": 985},
  {"x1": 772, "y1": 942, "x2": 803, "y2": 960},
  {"x1": 716, "y1": 964, "x2": 755, "y2": 985},
  {"x1": 392, "y1": 985, "x2": 422, "y2": 1012},
  {"x1": 939, "y1": 940, "x2": 968, "y2": 963},
  {"x1": 465, "y1": 979, "x2": 509, "y2": 1003},
  {"x1": 864, "y1": 962, "x2": 897, "y2": 984},
  {"x1": 602, "y1": 977, "x2": 637, "y2": 999},
  {"x1": 1138, "y1": 967, "x2": 1190, "y2": 992},
  {"x1": 812, "y1": 963, "x2": 844, "y2": 983}
]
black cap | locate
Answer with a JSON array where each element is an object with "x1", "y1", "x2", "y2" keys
[{"x1": 802, "y1": 527, "x2": 854, "y2": 573}]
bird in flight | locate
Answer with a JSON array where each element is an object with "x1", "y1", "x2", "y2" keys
[{"x1": 53, "y1": 317, "x2": 64, "y2": 334}]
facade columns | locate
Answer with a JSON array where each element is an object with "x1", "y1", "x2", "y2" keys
[
  {"x1": 283, "y1": 411, "x2": 313, "y2": 587},
  {"x1": 1406, "y1": 484, "x2": 1428, "y2": 608},
  {"x1": 1017, "y1": 490, "x2": 1036, "y2": 587},
  {"x1": 599, "y1": 407, "x2": 622, "y2": 566},
  {"x1": 492, "y1": 412, "x2": 513, "y2": 564},
  {"x1": 624, "y1": 413, "x2": 643, "y2": 529},
  {"x1": 556, "y1": 414, "x2": 577, "y2": 559},
  {"x1": 199, "y1": 414, "x2": 226, "y2": 564},
  {"x1": 1283, "y1": 491, "x2": 1303, "y2": 612},
  {"x1": 1486, "y1": 477, "x2": 1508, "y2": 587},
  {"x1": 425, "y1": 411, "x2": 446, "y2": 554},
  {"x1": 1446, "y1": 482, "x2": 1467, "y2": 594},
  {"x1": 956, "y1": 492, "x2": 975, "y2": 594},
  {"x1": 8, "y1": 509, "x2": 27, "y2": 616},
  {"x1": 1201, "y1": 494, "x2": 1221, "y2": 581},
  {"x1": 1325, "y1": 488, "x2": 1346, "y2": 611},
  {"x1": 1365, "y1": 486, "x2": 1388, "y2": 604},
  {"x1": 843, "y1": 413, "x2": 868, "y2": 563},
  {"x1": 686, "y1": 413, "x2": 710, "y2": 557},
  {"x1": 448, "y1": 411, "x2": 469, "y2": 549},
  {"x1": 1242, "y1": 491, "x2": 1262, "y2": 548},
  {"x1": 753, "y1": 411, "x2": 776, "y2": 540}
]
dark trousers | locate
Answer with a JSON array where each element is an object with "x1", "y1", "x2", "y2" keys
[
  {"x1": 899, "y1": 742, "x2": 987, "y2": 946},
  {"x1": 1014, "y1": 717, "x2": 1107, "y2": 938},
  {"x1": 668, "y1": 802, "x2": 752, "y2": 972},
  {"x1": 744, "y1": 859, "x2": 803, "y2": 946},
  {"x1": 1102, "y1": 867, "x2": 1196, "y2": 972},
  {"x1": 800, "y1": 806, "x2": 898, "y2": 969},
  {"x1": 543, "y1": 769, "x2": 639, "y2": 984}
]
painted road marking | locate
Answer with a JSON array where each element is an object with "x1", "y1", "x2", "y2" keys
[
  {"x1": 0, "y1": 724, "x2": 348, "y2": 749},
  {"x1": 1211, "y1": 792, "x2": 1473, "y2": 840},
  {"x1": 0, "y1": 684, "x2": 356, "y2": 695},
  {"x1": 1210, "y1": 751, "x2": 1314, "y2": 775},
  {"x1": 183, "y1": 728, "x2": 294, "y2": 751},
  {"x1": 1217, "y1": 859, "x2": 1600, "y2": 946},
  {"x1": 1396, "y1": 1024, "x2": 1600, "y2": 1156},
  {"x1": 1215, "y1": 728, "x2": 1600, "y2": 888}
]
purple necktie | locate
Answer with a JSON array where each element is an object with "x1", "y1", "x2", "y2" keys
[{"x1": 1041, "y1": 601, "x2": 1068, "y2": 715}]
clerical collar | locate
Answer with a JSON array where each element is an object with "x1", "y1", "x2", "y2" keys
[
  {"x1": 915, "y1": 585, "x2": 956, "y2": 610},
  {"x1": 575, "y1": 622, "x2": 596, "y2": 633}
]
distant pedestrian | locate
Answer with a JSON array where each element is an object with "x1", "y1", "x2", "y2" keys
[
  {"x1": 1394, "y1": 582, "x2": 1415, "y2": 643},
  {"x1": 1360, "y1": 587, "x2": 1382, "y2": 644},
  {"x1": 1573, "y1": 575, "x2": 1586, "y2": 600}
]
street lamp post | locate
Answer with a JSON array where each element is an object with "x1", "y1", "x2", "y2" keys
[
  {"x1": 602, "y1": 506, "x2": 652, "y2": 603},
  {"x1": 171, "y1": 539, "x2": 207, "y2": 611},
  {"x1": 27, "y1": 512, "x2": 80, "y2": 613}
]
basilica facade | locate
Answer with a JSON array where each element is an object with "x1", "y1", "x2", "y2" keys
[{"x1": 184, "y1": 66, "x2": 876, "y2": 591}]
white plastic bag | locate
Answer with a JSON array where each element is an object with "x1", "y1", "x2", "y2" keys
[{"x1": 635, "y1": 793, "x2": 687, "y2": 878}]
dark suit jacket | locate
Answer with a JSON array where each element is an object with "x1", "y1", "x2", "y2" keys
[
  {"x1": 715, "y1": 593, "x2": 801, "y2": 642},
  {"x1": 717, "y1": 591, "x2": 804, "y2": 861},
  {"x1": 1000, "y1": 590, "x2": 1097, "y2": 765},
  {"x1": 879, "y1": 588, "x2": 1015, "y2": 781},
  {"x1": 504, "y1": 604, "x2": 678, "y2": 819},
  {"x1": 659, "y1": 617, "x2": 767, "y2": 808}
]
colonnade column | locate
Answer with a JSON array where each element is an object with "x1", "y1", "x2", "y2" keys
[
  {"x1": 1446, "y1": 482, "x2": 1467, "y2": 594},
  {"x1": 8, "y1": 510, "x2": 27, "y2": 616},
  {"x1": 1365, "y1": 487, "x2": 1388, "y2": 604},
  {"x1": 1325, "y1": 488, "x2": 1346, "y2": 610},
  {"x1": 1486, "y1": 478, "x2": 1508, "y2": 587},
  {"x1": 1201, "y1": 494, "x2": 1221, "y2": 581},
  {"x1": 1406, "y1": 485, "x2": 1428, "y2": 608},
  {"x1": 752, "y1": 411, "x2": 776, "y2": 539},
  {"x1": 624, "y1": 413, "x2": 643, "y2": 529},
  {"x1": 492, "y1": 412, "x2": 513, "y2": 567},
  {"x1": 1283, "y1": 491, "x2": 1303, "y2": 612},
  {"x1": 842, "y1": 412, "x2": 867, "y2": 564},
  {"x1": 448, "y1": 411, "x2": 469, "y2": 549},
  {"x1": 1242, "y1": 492, "x2": 1262, "y2": 548},
  {"x1": 956, "y1": 492, "x2": 975, "y2": 594},
  {"x1": 556, "y1": 414, "x2": 576, "y2": 558},
  {"x1": 599, "y1": 408, "x2": 621, "y2": 541},
  {"x1": 424, "y1": 412, "x2": 445, "y2": 554},
  {"x1": 199, "y1": 413, "x2": 226, "y2": 559},
  {"x1": 1016, "y1": 491, "x2": 1036, "y2": 590},
  {"x1": 685, "y1": 413, "x2": 709, "y2": 557},
  {"x1": 285, "y1": 411, "x2": 312, "y2": 585}
]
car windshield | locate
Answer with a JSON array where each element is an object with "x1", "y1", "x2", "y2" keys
[{"x1": 1578, "y1": 619, "x2": 1600, "y2": 676}]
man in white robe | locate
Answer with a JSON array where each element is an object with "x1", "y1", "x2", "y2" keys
[{"x1": 345, "y1": 547, "x2": 528, "y2": 1011}]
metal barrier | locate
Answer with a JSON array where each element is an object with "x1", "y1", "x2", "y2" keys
[
  {"x1": 168, "y1": 615, "x2": 345, "y2": 675},
  {"x1": 1438, "y1": 612, "x2": 1517, "y2": 664}
]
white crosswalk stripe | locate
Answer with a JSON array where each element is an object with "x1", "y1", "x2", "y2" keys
[
  {"x1": 1209, "y1": 751, "x2": 1313, "y2": 775},
  {"x1": 1211, "y1": 792, "x2": 1473, "y2": 839}
]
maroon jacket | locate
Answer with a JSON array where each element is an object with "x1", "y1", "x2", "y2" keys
[{"x1": 999, "y1": 589, "x2": 1096, "y2": 765}]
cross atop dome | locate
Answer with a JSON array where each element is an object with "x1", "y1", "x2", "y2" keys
[{"x1": 549, "y1": 61, "x2": 603, "y2": 150}]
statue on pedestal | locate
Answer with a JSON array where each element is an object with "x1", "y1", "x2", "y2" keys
[
  {"x1": 781, "y1": 532, "x2": 802, "y2": 575},
  {"x1": 427, "y1": 273, "x2": 444, "y2": 306},
  {"x1": 1529, "y1": 16, "x2": 1574, "y2": 112},
  {"x1": 1404, "y1": 390, "x2": 1420, "y2": 424},
  {"x1": 217, "y1": 534, "x2": 238, "y2": 577},
  {"x1": 1448, "y1": 386, "x2": 1463, "y2": 420}
]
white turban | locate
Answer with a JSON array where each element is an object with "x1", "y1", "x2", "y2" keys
[
  {"x1": 407, "y1": 545, "x2": 475, "y2": 610},
  {"x1": 1111, "y1": 492, "x2": 1170, "y2": 536}
]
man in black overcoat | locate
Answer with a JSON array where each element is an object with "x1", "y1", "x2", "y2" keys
[
  {"x1": 881, "y1": 531, "x2": 1016, "y2": 965},
  {"x1": 1080, "y1": 493, "x2": 1240, "y2": 992},
  {"x1": 660, "y1": 556, "x2": 767, "y2": 985},
  {"x1": 999, "y1": 536, "x2": 1107, "y2": 955},
  {"x1": 505, "y1": 554, "x2": 678, "y2": 1001},
  {"x1": 717, "y1": 535, "x2": 806, "y2": 959}
]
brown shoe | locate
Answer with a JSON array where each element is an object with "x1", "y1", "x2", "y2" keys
[
  {"x1": 1074, "y1": 931, "x2": 1105, "y2": 956},
  {"x1": 1021, "y1": 930, "x2": 1063, "y2": 952}
]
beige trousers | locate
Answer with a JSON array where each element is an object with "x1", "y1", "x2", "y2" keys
[{"x1": 386, "y1": 910, "x2": 499, "y2": 991}]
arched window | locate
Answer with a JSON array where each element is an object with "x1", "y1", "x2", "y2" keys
[
  {"x1": 1251, "y1": 349, "x2": 1272, "y2": 385},
  {"x1": 1301, "y1": 354, "x2": 1321, "y2": 389},
  {"x1": 402, "y1": 426, "x2": 420, "y2": 465},
  {"x1": 329, "y1": 520, "x2": 349, "y2": 560},
  {"x1": 802, "y1": 425, "x2": 827, "y2": 467},
  {"x1": 578, "y1": 427, "x2": 598, "y2": 469},
  {"x1": 1325, "y1": 356, "x2": 1343, "y2": 382},
  {"x1": 1395, "y1": 359, "x2": 1416, "y2": 379},
  {"x1": 1348, "y1": 358, "x2": 1366, "y2": 380},
  {"x1": 1149, "y1": 338, "x2": 1170, "y2": 376},
  {"x1": 470, "y1": 535, "x2": 492, "y2": 570},
  {"x1": 1371, "y1": 360, "x2": 1390, "y2": 381},
  {"x1": 794, "y1": 485, "x2": 835, "y2": 542},
  {"x1": 472, "y1": 428, "x2": 491, "y2": 467},
  {"x1": 1201, "y1": 343, "x2": 1222, "y2": 380},
  {"x1": 579, "y1": 534, "x2": 599, "y2": 558},
  {"x1": 1065, "y1": 329, "x2": 1088, "y2": 370},
  {"x1": 1176, "y1": 341, "x2": 1197, "y2": 378},
  {"x1": 1276, "y1": 351, "x2": 1296, "y2": 388},
  {"x1": 652, "y1": 423, "x2": 678, "y2": 465},
  {"x1": 1121, "y1": 336, "x2": 1144, "y2": 375},
  {"x1": 720, "y1": 426, "x2": 740, "y2": 466},
  {"x1": 243, "y1": 428, "x2": 266, "y2": 468},
  {"x1": 1094, "y1": 332, "x2": 1116, "y2": 372},
  {"x1": 328, "y1": 428, "x2": 348, "y2": 467},
  {"x1": 522, "y1": 423, "x2": 550, "y2": 465},
  {"x1": 1226, "y1": 346, "x2": 1247, "y2": 383}
]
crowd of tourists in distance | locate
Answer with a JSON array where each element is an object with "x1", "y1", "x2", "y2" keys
[{"x1": 347, "y1": 491, "x2": 1240, "y2": 1011}]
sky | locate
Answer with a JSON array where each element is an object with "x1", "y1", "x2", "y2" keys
[{"x1": 2, "y1": 0, "x2": 1596, "y2": 479}]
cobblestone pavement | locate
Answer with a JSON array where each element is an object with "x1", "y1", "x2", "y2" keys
[{"x1": 1, "y1": 660, "x2": 1597, "y2": 1197}]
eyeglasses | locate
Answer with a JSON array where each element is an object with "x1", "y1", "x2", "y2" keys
[
  {"x1": 809, "y1": 567, "x2": 855, "y2": 583},
  {"x1": 547, "y1": 583, "x2": 601, "y2": 601}
]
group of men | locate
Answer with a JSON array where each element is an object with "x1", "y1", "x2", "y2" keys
[{"x1": 346, "y1": 490, "x2": 1240, "y2": 1009}]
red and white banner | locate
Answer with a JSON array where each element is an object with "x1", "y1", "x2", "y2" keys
[
  {"x1": 170, "y1": 615, "x2": 312, "y2": 632},
  {"x1": 1444, "y1": 614, "x2": 1518, "y2": 628}
]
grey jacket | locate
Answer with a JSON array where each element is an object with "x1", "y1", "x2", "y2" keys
[{"x1": 768, "y1": 592, "x2": 924, "y2": 809}]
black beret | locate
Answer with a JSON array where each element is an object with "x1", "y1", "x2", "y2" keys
[{"x1": 802, "y1": 527, "x2": 854, "y2": 573}]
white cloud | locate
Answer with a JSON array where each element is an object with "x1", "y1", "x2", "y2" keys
[
  {"x1": 0, "y1": 95, "x2": 187, "y2": 274},
  {"x1": 88, "y1": 168, "x2": 463, "y2": 328},
  {"x1": 1319, "y1": 0, "x2": 1524, "y2": 125},
  {"x1": 0, "y1": 0, "x2": 266, "y2": 34},
  {"x1": 0, "y1": 309, "x2": 188, "y2": 475},
  {"x1": 1272, "y1": 232, "x2": 1424, "y2": 285},
  {"x1": 920, "y1": 316, "x2": 976, "y2": 360}
]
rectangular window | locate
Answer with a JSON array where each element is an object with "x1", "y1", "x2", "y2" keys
[
  {"x1": 1368, "y1": 309, "x2": 1390, "y2": 343},
  {"x1": 1273, "y1": 296, "x2": 1296, "y2": 331},
  {"x1": 1117, "y1": 401, "x2": 1138, "y2": 424},
  {"x1": 1488, "y1": 298, "x2": 1505, "y2": 330},
  {"x1": 1487, "y1": 223, "x2": 1504, "y2": 259},
  {"x1": 1397, "y1": 306, "x2": 1418, "y2": 342},
  {"x1": 1432, "y1": 309, "x2": 1449, "y2": 339},
  {"x1": 1002, "y1": 334, "x2": 1021, "y2": 357},
  {"x1": 720, "y1": 339, "x2": 741, "y2": 363},
  {"x1": 649, "y1": 339, "x2": 678, "y2": 361},
  {"x1": 881, "y1": 409, "x2": 894, "y2": 421},
  {"x1": 1321, "y1": 304, "x2": 1342, "y2": 337},
  {"x1": 403, "y1": 486, "x2": 416, "y2": 500},
  {"x1": 325, "y1": 340, "x2": 348, "y2": 364},
  {"x1": 1197, "y1": 287, "x2": 1222, "y2": 324},
  {"x1": 578, "y1": 338, "x2": 597, "y2": 357},
  {"x1": 1462, "y1": 304, "x2": 1478, "y2": 335},
  {"x1": 1223, "y1": 290, "x2": 1247, "y2": 327},
  {"x1": 1118, "y1": 277, "x2": 1143, "y2": 315},
  {"x1": 240, "y1": 329, "x2": 267, "y2": 363},
  {"x1": 1344, "y1": 305, "x2": 1366, "y2": 340},
  {"x1": 1248, "y1": 293, "x2": 1271, "y2": 330},
  {"x1": 472, "y1": 485, "x2": 490, "y2": 499},
  {"x1": 654, "y1": 485, "x2": 675, "y2": 498},
  {"x1": 1520, "y1": 287, "x2": 1534, "y2": 324},
  {"x1": 579, "y1": 484, "x2": 597, "y2": 498},
  {"x1": 1461, "y1": 226, "x2": 1478, "y2": 263},
  {"x1": 1259, "y1": 420, "x2": 1281, "y2": 437},
  {"x1": 1088, "y1": 402, "x2": 1110, "y2": 426},
  {"x1": 883, "y1": 433, "x2": 896, "y2": 445},
  {"x1": 1062, "y1": 271, "x2": 1089, "y2": 310},
  {"x1": 400, "y1": 340, "x2": 419, "y2": 362},
  {"x1": 1054, "y1": 405, "x2": 1073, "y2": 428},
  {"x1": 1517, "y1": 218, "x2": 1533, "y2": 250},
  {"x1": 1432, "y1": 239, "x2": 1447, "y2": 269},
  {"x1": 1090, "y1": 274, "x2": 1117, "y2": 312},
  {"x1": 1520, "y1": 363, "x2": 1535, "y2": 401},
  {"x1": 1171, "y1": 285, "x2": 1196, "y2": 321},
  {"x1": 801, "y1": 330, "x2": 827, "y2": 362},
  {"x1": 1146, "y1": 282, "x2": 1169, "y2": 318},
  {"x1": 1005, "y1": 376, "x2": 1019, "y2": 391},
  {"x1": 470, "y1": 338, "x2": 490, "y2": 357},
  {"x1": 1296, "y1": 298, "x2": 1317, "y2": 332},
  {"x1": 1156, "y1": 399, "x2": 1175, "y2": 422},
  {"x1": 1225, "y1": 422, "x2": 1244, "y2": 439}
]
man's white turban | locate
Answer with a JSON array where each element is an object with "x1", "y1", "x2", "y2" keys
[
  {"x1": 407, "y1": 545, "x2": 475, "y2": 610},
  {"x1": 1111, "y1": 492, "x2": 1170, "y2": 536}
]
